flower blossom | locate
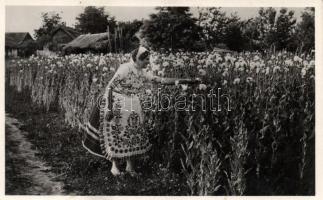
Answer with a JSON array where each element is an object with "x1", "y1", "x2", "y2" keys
[
  {"x1": 222, "y1": 71, "x2": 229, "y2": 77},
  {"x1": 181, "y1": 84, "x2": 188, "y2": 91},
  {"x1": 301, "y1": 68, "x2": 307, "y2": 78},
  {"x1": 246, "y1": 77, "x2": 253, "y2": 84},
  {"x1": 199, "y1": 69, "x2": 206, "y2": 76},
  {"x1": 175, "y1": 80, "x2": 179, "y2": 86},
  {"x1": 162, "y1": 61, "x2": 169, "y2": 67},
  {"x1": 256, "y1": 67, "x2": 260, "y2": 74},
  {"x1": 293, "y1": 56, "x2": 302, "y2": 62},
  {"x1": 151, "y1": 63, "x2": 160, "y2": 71},
  {"x1": 309, "y1": 60, "x2": 315, "y2": 68},
  {"x1": 284, "y1": 59, "x2": 293, "y2": 66},
  {"x1": 233, "y1": 78, "x2": 240, "y2": 85},
  {"x1": 146, "y1": 89, "x2": 152, "y2": 95},
  {"x1": 99, "y1": 58, "x2": 106, "y2": 66},
  {"x1": 199, "y1": 84, "x2": 207, "y2": 90},
  {"x1": 273, "y1": 66, "x2": 280, "y2": 73},
  {"x1": 158, "y1": 70, "x2": 165, "y2": 77}
]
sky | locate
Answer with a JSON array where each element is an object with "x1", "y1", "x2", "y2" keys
[{"x1": 5, "y1": 6, "x2": 306, "y2": 38}]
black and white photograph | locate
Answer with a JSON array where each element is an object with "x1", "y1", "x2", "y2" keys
[{"x1": 3, "y1": 0, "x2": 318, "y2": 196}]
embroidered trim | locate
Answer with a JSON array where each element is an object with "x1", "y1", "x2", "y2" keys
[
  {"x1": 87, "y1": 122, "x2": 99, "y2": 134},
  {"x1": 86, "y1": 126, "x2": 100, "y2": 140},
  {"x1": 82, "y1": 140, "x2": 105, "y2": 158},
  {"x1": 99, "y1": 96, "x2": 107, "y2": 156}
]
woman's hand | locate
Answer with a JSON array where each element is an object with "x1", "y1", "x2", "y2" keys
[
  {"x1": 160, "y1": 77, "x2": 201, "y2": 85},
  {"x1": 160, "y1": 78, "x2": 176, "y2": 85},
  {"x1": 151, "y1": 76, "x2": 161, "y2": 83},
  {"x1": 178, "y1": 78, "x2": 201, "y2": 84}
]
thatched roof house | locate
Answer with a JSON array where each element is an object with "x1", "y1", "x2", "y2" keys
[
  {"x1": 51, "y1": 26, "x2": 80, "y2": 44},
  {"x1": 45, "y1": 26, "x2": 80, "y2": 51},
  {"x1": 63, "y1": 32, "x2": 110, "y2": 54},
  {"x1": 5, "y1": 32, "x2": 35, "y2": 57},
  {"x1": 5, "y1": 32, "x2": 34, "y2": 48}
]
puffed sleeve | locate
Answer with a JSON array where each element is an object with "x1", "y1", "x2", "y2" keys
[{"x1": 107, "y1": 63, "x2": 130, "y2": 88}]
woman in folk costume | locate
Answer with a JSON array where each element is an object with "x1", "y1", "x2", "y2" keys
[{"x1": 82, "y1": 46, "x2": 199, "y2": 176}]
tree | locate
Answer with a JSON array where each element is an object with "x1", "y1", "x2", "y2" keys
[
  {"x1": 273, "y1": 8, "x2": 297, "y2": 51},
  {"x1": 240, "y1": 8, "x2": 280, "y2": 51},
  {"x1": 198, "y1": 8, "x2": 241, "y2": 50},
  {"x1": 224, "y1": 22, "x2": 246, "y2": 51},
  {"x1": 117, "y1": 20, "x2": 143, "y2": 52},
  {"x1": 240, "y1": 18, "x2": 262, "y2": 51},
  {"x1": 140, "y1": 7, "x2": 204, "y2": 51},
  {"x1": 252, "y1": 7, "x2": 277, "y2": 50},
  {"x1": 34, "y1": 12, "x2": 66, "y2": 48},
  {"x1": 75, "y1": 6, "x2": 116, "y2": 34},
  {"x1": 242, "y1": 7, "x2": 297, "y2": 51},
  {"x1": 296, "y1": 8, "x2": 314, "y2": 52}
]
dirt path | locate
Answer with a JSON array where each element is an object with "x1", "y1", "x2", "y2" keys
[{"x1": 5, "y1": 114, "x2": 65, "y2": 195}]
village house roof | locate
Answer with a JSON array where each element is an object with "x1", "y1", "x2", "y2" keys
[
  {"x1": 5, "y1": 32, "x2": 34, "y2": 48},
  {"x1": 51, "y1": 26, "x2": 80, "y2": 39},
  {"x1": 63, "y1": 32, "x2": 109, "y2": 50}
]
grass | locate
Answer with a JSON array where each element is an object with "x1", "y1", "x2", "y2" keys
[{"x1": 5, "y1": 84, "x2": 188, "y2": 195}]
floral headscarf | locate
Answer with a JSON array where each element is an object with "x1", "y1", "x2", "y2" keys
[{"x1": 131, "y1": 46, "x2": 150, "y2": 62}]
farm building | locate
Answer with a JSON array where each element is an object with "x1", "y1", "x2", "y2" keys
[
  {"x1": 45, "y1": 26, "x2": 80, "y2": 51},
  {"x1": 63, "y1": 32, "x2": 110, "y2": 55},
  {"x1": 5, "y1": 32, "x2": 35, "y2": 57}
]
